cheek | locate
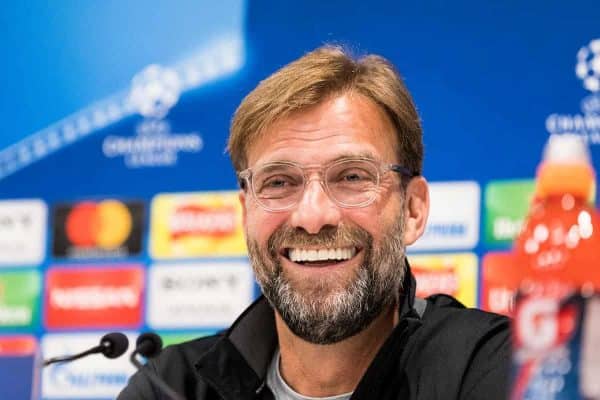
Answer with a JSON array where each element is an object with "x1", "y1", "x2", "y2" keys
[
  {"x1": 244, "y1": 206, "x2": 288, "y2": 245},
  {"x1": 348, "y1": 196, "x2": 403, "y2": 239},
  {"x1": 347, "y1": 212, "x2": 382, "y2": 240}
]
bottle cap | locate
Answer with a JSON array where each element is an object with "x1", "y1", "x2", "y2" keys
[
  {"x1": 536, "y1": 134, "x2": 595, "y2": 200},
  {"x1": 542, "y1": 133, "x2": 591, "y2": 164}
]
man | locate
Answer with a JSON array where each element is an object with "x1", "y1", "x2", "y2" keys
[{"x1": 119, "y1": 46, "x2": 510, "y2": 399}]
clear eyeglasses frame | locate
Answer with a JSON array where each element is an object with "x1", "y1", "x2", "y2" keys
[{"x1": 237, "y1": 157, "x2": 416, "y2": 212}]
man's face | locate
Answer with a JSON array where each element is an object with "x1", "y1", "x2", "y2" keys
[{"x1": 241, "y1": 93, "x2": 408, "y2": 344}]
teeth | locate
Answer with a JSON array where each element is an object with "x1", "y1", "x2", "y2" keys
[{"x1": 288, "y1": 247, "x2": 356, "y2": 263}]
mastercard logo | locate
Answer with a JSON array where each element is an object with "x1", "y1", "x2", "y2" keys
[{"x1": 65, "y1": 200, "x2": 132, "y2": 249}]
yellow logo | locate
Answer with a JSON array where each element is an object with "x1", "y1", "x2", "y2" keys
[
  {"x1": 408, "y1": 253, "x2": 477, "y2": 307},
  {"x1": 150, "y1": 191, "x2": 247, "y2": 258}
]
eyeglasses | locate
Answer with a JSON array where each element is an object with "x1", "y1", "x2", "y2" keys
[{"x1": 238, "y1": 158, "x2": 416, "y2": 212}]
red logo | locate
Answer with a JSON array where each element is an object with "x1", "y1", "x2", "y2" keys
[
  {"x1": 413, "y1": 266, "x2": 459, "y2": 298},
  {"x1": 169, "y1": 204, "x2": 236, "y2": 239},
  {"x1": 481, "y1": 252, "x2": 521, "y2": 316},
  {"x1": 0, "y1": 336, "x2": 36, "y2": 356},
  {"x1": 45, "y1": 266, "x2": 144, "y2": 329},
  {"x1": 64, "y1": 201, "x2": 132, "y2": 249}
]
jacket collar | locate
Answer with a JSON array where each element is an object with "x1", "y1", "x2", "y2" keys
[{"x1": 194, "y1": 259, "x2": 419, "y2": 399}]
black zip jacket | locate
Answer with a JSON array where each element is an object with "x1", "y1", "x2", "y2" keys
[{"x1": 118, "y1": 265, "x2": 511, "y2": 399}]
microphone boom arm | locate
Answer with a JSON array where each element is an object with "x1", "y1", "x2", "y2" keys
[{"x1": 43, "y1": 345, "x2": 102, "y2": 367}]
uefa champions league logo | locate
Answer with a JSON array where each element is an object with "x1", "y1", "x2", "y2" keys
[
  {"x1": 128, "y1": 64, "x2": 182, "y2": 119},
  {"x1": 545, "y1": 38, "x2": 600, "y2": 143},
  {"x1": 576, "y1": 39, "x2": 600, "y2": 93},
  {"x1": 102, "y1": 64, "x2": 202, "y2": 168}
]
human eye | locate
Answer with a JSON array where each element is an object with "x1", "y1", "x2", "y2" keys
[
  {"x1": 255, "y1": 169, "x2": 302, "y2": 198},
  {"x1": 340, "y1": 169, "x2": 371, "y2": 182},
  {"x1": 262, "y1": 175, "x2": 295, "y2": 189},
  {"x1": 333, "y1": 165, "x2": 377, "y2": 185}
]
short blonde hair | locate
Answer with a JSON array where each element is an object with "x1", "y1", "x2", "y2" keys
[{"x1": 228, "y1": 45, "x2": 423, "y2": 175}]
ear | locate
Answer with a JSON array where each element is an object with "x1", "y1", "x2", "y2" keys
[
  {"x1": 402, "y1": 176, "x2": 429, "y2": 246},
  {"x1": 239, "y1": 190, "x2": 247, "y2": 228}
]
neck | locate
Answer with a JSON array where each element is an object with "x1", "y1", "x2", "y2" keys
[{"x1": 275, "y1": 305, "x2": 397, "y2": 398}]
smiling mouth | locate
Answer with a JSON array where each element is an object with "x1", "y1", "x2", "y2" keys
[{"x1": 282, "y1": 247, "x2": 359, "y2": 266}]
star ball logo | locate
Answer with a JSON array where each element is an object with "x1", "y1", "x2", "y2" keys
[
  {"x1": 128, "y1": 64, "x2": 182, "y2": 120},
  {"x1": 546, "y1": 38, "x2": 600, "y2": 144},
  {"x1": 52, "y1": 200, "x2": 144, "y2": 258},
  {"x1": 576, "y1": 39, "x2": 600, "y2": 93}
]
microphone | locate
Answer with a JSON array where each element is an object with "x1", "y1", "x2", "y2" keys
[
  {"x1": 43, "y1": 332, "x2": 129, "y2": 367},
  {"x1": 130, "y1": 333, "x2": 185, "y2": 400},
  {"x1": 134, "y1": 332, "x2": 163, "y2": 358}
]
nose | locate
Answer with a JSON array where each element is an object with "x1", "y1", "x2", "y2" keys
[{"x1": 289, "y1": 178, "x2": 342, "y2": 234}]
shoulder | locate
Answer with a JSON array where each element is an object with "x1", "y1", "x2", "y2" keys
[
  {"x1": 421, "y1": 294, "x2": 510, "y2": 336},
  {"x1": 412, "y1": 294, "x2": 510, "y2": 357},
  {"x1": 404, "y1": 295, "x2": 511, "y2": 399},
  {"x1": 149, "y1": 333, "x2": 224, "y2": 376}
]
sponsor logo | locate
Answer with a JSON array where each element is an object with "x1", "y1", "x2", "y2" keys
[
  {"x1": 484, "y1": 180, "x2": 535, "y2": 246},
  {"x1": 410, "y1": 182, "x2": 480, "y2": 250},
  {"x1": 45, "y1": 266, "x2": 143, "y2": 329},
  {"x1": 41, "y1": 333, "x2": 137, "y2": 398},
  {"x1": 515, "y1": 297, "x2": 563, "y2": 353},
  {"x1": 147, "y1": 262, "x2": 253, "y2": 328},
  {"x1": 52, "y1": 200, "x2": 144, "y2": 258},
  {"x1": 150, "y1": 192, "x2": 246, "y2": 258},
  {"x1": 545, "y1": 38, "x2": 600, "y2": 144},
  {"x1": 511, "y1": 294, "x2": 593, "y2": 399},
  {"x1": 0, "y1": 270, "x2": 41, "y2": 329},
  {"x1": 480, "y1": 252, "x2": 520, "y2": 316},
  {"x1": 169, "y1": 204, "x2": 236, "y2": 238},
  {"x1": 0, "y1": 336, "x2": 37, "y2": 356},
  {"x1": 412, "y1": 267, "x2": 458, "y2": 296},
  {"x1": 0, "y1": 199, "x2": 47, "y2": 266},
  {"x1": 408, "y1": 253, "x2": 478, "y2": 307},
  {"x1": 0, "y1": 335, "x2": 38, "y2": 400},
  {"x1": 50, "y1": 286, "x2": 138, "y2": 310}
]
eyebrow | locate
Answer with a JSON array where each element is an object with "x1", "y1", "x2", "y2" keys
[
  {"x1": 268, "y1": 151, "x2": 379, "y2": 165},
  {"x1": 329, "y1": 152, "x2": 378, "y2": 163}
]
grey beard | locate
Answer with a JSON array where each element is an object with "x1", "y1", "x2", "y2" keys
[{"x1": 246, "y1": 219, "x2": 406, "y2": 345}]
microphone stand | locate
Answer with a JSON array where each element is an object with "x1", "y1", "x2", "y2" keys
[
  {"x1": 43, "y1": 346, "x2": 103, "y2": 366},
  {"x1": 129, "y1": 334, "x2": 186, "y2": 400}
]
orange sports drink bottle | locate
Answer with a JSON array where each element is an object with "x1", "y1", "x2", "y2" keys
[
  {"x1": 514, "y1": 133, "x2": 600, "y2": 292},
  {"x1": 510, "y1": 134, "x2": 600, "y2": 400}
]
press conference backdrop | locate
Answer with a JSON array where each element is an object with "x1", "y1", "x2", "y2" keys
[{"x1": 0, "y1": 1, "x2": 599, "y2": 397}]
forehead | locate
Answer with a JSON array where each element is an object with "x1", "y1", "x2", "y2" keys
[{"x1": 246, "y1": 93, "x2": 400, "y2": 167}]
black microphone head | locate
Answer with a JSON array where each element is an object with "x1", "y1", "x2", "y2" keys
[
  {"x1": 136, "y1": 332, "x2": 163, "y2": 358},
  {"x1": 100, "y1": 332, "x2": 129, "y2": 359}
]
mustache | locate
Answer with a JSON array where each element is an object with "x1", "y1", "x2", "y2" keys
[{"x1": 267, "y1": 223, "x2": 372, "y2": 257}]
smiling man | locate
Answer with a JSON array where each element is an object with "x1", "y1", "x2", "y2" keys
[{"x1": 119, "y1": 46, "x2": 510, "y2": 400}]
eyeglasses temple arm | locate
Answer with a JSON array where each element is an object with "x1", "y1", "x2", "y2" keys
[{"x1": 390, "y1": 164, "x2": 417, "y2": 178}]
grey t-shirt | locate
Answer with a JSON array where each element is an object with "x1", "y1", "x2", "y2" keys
[{"x1": 266, "y1": 349, "x2": 353, "y2": 400}]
